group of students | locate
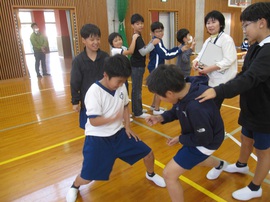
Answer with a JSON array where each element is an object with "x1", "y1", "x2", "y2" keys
[{"x1": 67, "y1": 2, "x2": 270, "y2": 202}]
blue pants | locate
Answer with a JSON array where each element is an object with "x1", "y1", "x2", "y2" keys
[
  {"x1": 34, "y1": 51, "x2": 47, "y2": 76},
  {"x1": 131, "y1": 66, "x2": 145, "y2": 116}
]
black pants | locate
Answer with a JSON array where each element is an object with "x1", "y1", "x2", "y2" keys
[{"x1": 34, "y1": 51, "x2": 47, "y2": 76}]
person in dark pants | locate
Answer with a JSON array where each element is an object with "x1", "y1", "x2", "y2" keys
[{"x1": 30, "y1": 23, "x2": 50, "y2": 77}]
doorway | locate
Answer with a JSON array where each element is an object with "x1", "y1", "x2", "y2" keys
[{"x1": 13, "y1": 7, "x2": 78, "y2": 78}]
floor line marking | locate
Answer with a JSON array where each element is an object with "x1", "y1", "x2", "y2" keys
[
  {"x1": 0, "y1": 135, "x2": 84, "y2": 166},
  {"x1": 0, "y1": 111, "x2": 75, "y2": 132},
  {"x1": 154, "y1": 160, "x2": 227, "y2": 202},
  {"x1": 0, "y1": 84, "x2": 71, "y2": 99}
]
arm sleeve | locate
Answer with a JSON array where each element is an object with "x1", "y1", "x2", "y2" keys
[
  {"x1": 155, "y1": 42, "x2": 182, "y2": 59},
  {"x1": 139, "y1": 42, "x2": 155, "y2": 56},
  {"x1": 215, "y1": 36, "x2": 237, "y2": 71},
  {"x1": 215, "y1": 45, "x2": 270, "y2": 99},
  {"x1": 70, "y1": 58, "x2": 83, "y2": 105}
]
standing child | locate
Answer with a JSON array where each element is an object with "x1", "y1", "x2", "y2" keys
[
  {"x1": 70, "y1": 24, "x2": 109, "y2": 129},
  {"x1": 196, "y1": 2, "x2": 270, "y2": 201},
  {"x1": 145, "y1": 65, "x2": 226, "y2": 202},
  {"x1": 66, "y1": 54, "x2": 166, "y2": 202},
  {"x1": 148, "y1": 22, "x2": 189, "y2": 115},
  {"x1": 176, "y1": 28, "x2": 196, "y2": 78},
  {"x1": 108, "y1": 32, "x2": 139, "y2": 121},
  {"x1": 130, "y1": 13, "x2": 160, "y2": 119},
  {"x1": 108, "y1": 32, "x2": 139, "y2": 56}
]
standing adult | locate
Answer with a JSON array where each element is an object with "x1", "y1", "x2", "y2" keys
[
  {"x1": 192, "y1": 10, "x2": 237, "y2": 109},
  {"x1": 30, "y1": 23, "x2": 50, "y2": 78}
]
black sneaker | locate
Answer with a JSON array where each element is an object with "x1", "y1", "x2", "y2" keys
[
  {"x1": 43, "y1": 73, "x2": 51, "y2": 76},
  {"x1": 37, "y1": 75, "x2": 42, "y2": 78}
]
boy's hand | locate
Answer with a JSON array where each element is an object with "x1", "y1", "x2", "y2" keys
[
  {"x1": 145, "y1": 115, "x2": 163, "y2": 126},
  {"x1": 195, "y1": 88, "x2": 217, "y2": 102},
  {"x1": 125, "y1": 128, "x2": 141, "y2": 142},
  {"x1": 152, "y1": 38, "x2": 160, "y2": 45},
  {"x1": 73, "y1": 104, "x2": 80, "y2": 112},
  {"x1": 167, "y1": 136, "x2": 180, "y2": 146},
  {"x1": 132, "y1": 33, "x2": 140, "y2": 40}
]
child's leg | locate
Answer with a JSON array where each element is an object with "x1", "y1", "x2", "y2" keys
[
  {"x1": 73, "y1": 174, "x2": 92, "y2": 187},
  {"x1": 143, "y1": 150, "x2": 155, "y2": 173},
  {"x1": 154, "y1": 94, "x2": 161, "y2": 110},
  {"x1": 143, "y1": 151, "x2": 166, "y2": 187},
  {"x1": 163, "y1": 159, "x2": 186, "y2": 202}
]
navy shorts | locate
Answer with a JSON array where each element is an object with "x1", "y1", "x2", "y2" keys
[
  {"x1": 80, "y1": 128, "x2": 151, "y2": 180},
  {"x1": 173, "y1": 146, "x2": 209, "y2": 170},
  {"x1": 242, "y1": 127, "x2": 270, "y2": 150}
]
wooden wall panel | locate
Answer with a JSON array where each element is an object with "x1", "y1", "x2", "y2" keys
[{"x1": 0, "y1": 0, "x2": 109, "y2": 80}]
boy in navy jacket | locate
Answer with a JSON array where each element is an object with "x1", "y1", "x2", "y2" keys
[{"x1": 145, "y1": 64, "x2": 226, "y2": 202}]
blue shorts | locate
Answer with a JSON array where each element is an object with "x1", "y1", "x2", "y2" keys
[
  {"x1": 79, "y1": 107, "x2": 87, "y2": 129},
  {"x1": 80, "y1": 128, "x2": 151, "y2": 180},
  {"x1": 242, "y1": 127, "x2": 270, "y2": 150},
  {"x1": 173, "y1": 146, "x2": 209, "y2": 170}
]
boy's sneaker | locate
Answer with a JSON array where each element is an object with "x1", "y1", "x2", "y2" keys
[
  {"x1": 150, "y1": 106, "x2": 165, "y2": 111},
  {"x1": 224, "y1": 163, "x2": 249, "y2": 174},
  {"x1": 232, "y1": 186, "x2": 262, "y2": 201},
  {"x1": 142, "y1": 109, "x2": 148, "y2": 113},
  {"x1": 66, "y1": 187, "x2": 79, "y2": 202},
  {"x1": 130, "y1": 118, "x2": 133, "y2": 122},
  {"x1": 145, "y1": 173, "x2": 166, "y2": 187},
  {"x1": 206, "y1": 161, "x2": 228, "y2": 180},
  {"x1": 153, "y1": 109, "x2": 165, "y2": 115},
  {"x1": 135, "y1": 113, "x2": 150, "y2": 119}
]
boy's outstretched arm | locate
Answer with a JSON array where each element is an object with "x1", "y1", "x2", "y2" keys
[{"x1": 122, "y1": 33, "x2": 139, "y2": 55}]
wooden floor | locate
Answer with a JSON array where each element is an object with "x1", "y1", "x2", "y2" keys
[{"x1": 0, "y1": 52, "x2": 269, "y2": 202}]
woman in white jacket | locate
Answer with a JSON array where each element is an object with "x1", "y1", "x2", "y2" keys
[{"x1": 192, "y1": 10, "x2": 237, "y2": 108}]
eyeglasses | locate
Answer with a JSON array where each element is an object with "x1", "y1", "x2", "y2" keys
[
  {"x1": 242, "y1": 20, "x2": 257, "y2": 31},
  {"x1": 154, "y1": 29, "x2": 164, "y2": 34}
]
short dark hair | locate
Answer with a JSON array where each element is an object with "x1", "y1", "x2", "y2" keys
[
  {"x1": 204, "y1": 10, "x2": 225, "y2": 32},
  {"x1": 131, "y1": 13, "x2": 144, "y2": 24},
  {"x1": 108, "y1": 32, "x2": 123, "y2": 47},
  {"x1": 150, "y1": 21, "x2": 164, "y2": 32},
  {"x1": 146, "y1": 64, "x2": 185, "y2": 97},
  {"x1": 240, "y1": 2, "x2": 270, "y2": 28},
  {"x1": 80, "y1": 24, "x2": 101, "y2": 39},
  {"x1": 104, "y1": 54, "x2": 131, "y2": 79},
  {"x1": 31, "y1": 23, "x2": 37, "y2": 28},
  {"x1": 177, "y1": 28, "x2": 189, "y2": 44}
]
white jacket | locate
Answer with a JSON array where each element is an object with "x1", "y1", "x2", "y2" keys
[{"x1": 195, "y1": 32, "x2": 237, "y2": 87}]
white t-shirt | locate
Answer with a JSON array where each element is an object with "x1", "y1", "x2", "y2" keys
[
  {"x1": 111, "y1": 46, "x2": 127, "y2": 56},
  {"x1": 84, "y1": 81, "x2": 129, "y2": 137}
]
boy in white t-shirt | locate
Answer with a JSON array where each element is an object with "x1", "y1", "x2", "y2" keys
[{"x1": 66, "y1": 54, "x2": 166, "y2": 202}]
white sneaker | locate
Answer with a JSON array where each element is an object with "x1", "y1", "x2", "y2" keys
[
  {"x1": 206, "y1": 161, "x2": 228, "y2": 180},
  {"x1": 224, "y1": 163, "x2": 249, "y2": 174},
  {"x1": 142, "y1": 109, "x2": 148, "y2": 113},
  {"x1": 145, "y1": 173, "x2": 166, "y2": 187},
  {"x1": 232, "y1": 186, "x2": 262, "y2": 201},
  {"x1": 135, "y1": 113, "x2": 150, "y2": 119},
  {"x1": 153, "y1": 109, "x2": 165, "y2": 115},
  {"x1": 129, "y1": 114, "x2": 133, "y2": 118},
  {"x1": 130, "y1": 118, "x2": 133, "y2": 122},
  {"x1": 66, "y1": 187, "x2": 79, "y2": 202},
  {"x1": 150, "y1": 106, "x2": 165, "y2": 111}
]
